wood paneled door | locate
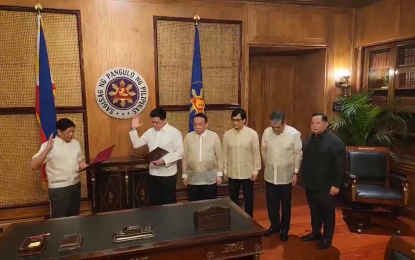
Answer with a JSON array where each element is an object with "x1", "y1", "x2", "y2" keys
[
  {"x1": 249, "y1": 56, "x2": 296, "y2": 137},
  {"x1": 248, "y1": 49, "x2": 327, "y2": 141}
]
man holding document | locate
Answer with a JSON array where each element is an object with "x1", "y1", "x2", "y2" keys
[
  {"x1": 31, "y1": 118, "x2": 88, "y2": 218},
  {"x1": 129, "y1": 108, "x2": 184, "y2": 206}
]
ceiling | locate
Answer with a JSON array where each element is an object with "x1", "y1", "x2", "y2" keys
[{"x1": 241, "y1": 0, "x2": 385, "y2": 8}]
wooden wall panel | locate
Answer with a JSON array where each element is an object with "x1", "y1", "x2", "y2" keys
[
  {"x1": 248, "y1": 56, "x2": 297, "y2": 184},
  {"x1": 355, "y1": 0, "x2": 415, "y2": 47},
  {"x1": 248, "y1": 3, "x2": 327, "y2": 46},
  {"x1": 247, "y1": 3, "x2": 354, "y2": 118},
  {"x1": 249, "y1": 56, "x2": 296, "y2": 136},
  {"x1": 399, "y1": 0, "x2": 415, "y2": 38},
  {"x1": 0, "y1": 0, "x2": 354, "y2": 158},
  {"x1": 294, "y1": 49, "x2": 327, "y2": 137},
  {"x1": 326, "y1": 10, "x2": 355, "y2": 119},
  {"x1": 248, "y1": 53, "x2": 325, "y2": 139},
  {"x1": 0, "y1": 0, "x2": 358, "y2": 221},
  {"x1": 247, "y1": 60, "x2": 263, "y2": 135},
  {"x1": 0, "y1": 0, "x2": 244, "y2": 159}
]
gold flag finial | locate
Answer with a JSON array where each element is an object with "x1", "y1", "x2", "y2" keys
[
  {"x1": 193, "y1": 14, "x2": 200, "y2": 26},
  {"x1": 35, "y1": 2, "x2": 43, "y2": 13}
]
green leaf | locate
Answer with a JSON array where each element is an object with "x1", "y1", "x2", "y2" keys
[{"x1": 329, "y1": 91, "x2": 411, "y2": 160}]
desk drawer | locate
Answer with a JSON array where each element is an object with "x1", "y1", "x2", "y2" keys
[{"x1": 118, "y1": 236, "x2": 263, "y2": 260}]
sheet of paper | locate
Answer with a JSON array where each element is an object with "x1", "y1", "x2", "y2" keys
[{"x1": 28, "y1": 241, "x2": 41, "y2": 248}]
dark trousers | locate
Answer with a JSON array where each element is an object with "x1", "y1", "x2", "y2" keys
[
  {"x1": 306, "y1": 189, "x2": 336, "y2": 241},
  {"x1": 265, "y1": 182, "x2": 292, "y2": 232},
  {"x1": 187, "y1": 184, "x2": 218, "y2": 202},
  {"x1": 48, "y1": 182, "x2": 81, "y2": 219},
  {"x1": 148, "y1": 174, "x2": 177, "y2": 206},
  {"x1": 229, "y1": 178, "x2": 254, "y2": 217}
]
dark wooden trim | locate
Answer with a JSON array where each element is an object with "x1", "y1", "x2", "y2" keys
[
  {"x1": 0, "y1": 107, "x2": 86, "y2": 115},
  {"x1": 154, "y1": 16, "x2": 242, "y2": 25},
  {"x1": 162, "y1": 104, "x2": 240, "y2": 111},
  {"x1": 238, "y1": 17, "x2": 243, "y2": 107},
  {"x1": 74, "y1": 8, "x2": 92, "y2": 201},
  {"x1": 153, "y1": 16, "x2": 242, "y2": 110},
  {"x1": 239, "y1": 0, "x2": 380, "y2": 8},
  {"x1": 401, "y1": 206, "x2": 415, "y2": 221},
  {"x1": 357, "y1": 37, "x2": 415, "y2": 48},
  {"x1": 0, "y1": 201, "x2": 91, "y2": 222},
  {"x1": 0, "y1": 197, "x2": 89, "y2": 211},
  {"x1": 153, "y1": 15, "x2": 160, "y2": 110},
  {"x1": 0, "y1": 5, "x2": 80, "y2": 14}
]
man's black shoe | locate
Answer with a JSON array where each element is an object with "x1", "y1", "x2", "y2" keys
[
  {"x1": 263, "y1": 227, "x2": 280, "y2": 237},
  {"x1": 316, "y1": 239, "x2": 332, "y2": 250},
  {"x1": 300, "y1": 233, "x2": 322, "y2": 242},
  {"x1": 280, "y1": 232, "x2": 289, "y2": 241}
]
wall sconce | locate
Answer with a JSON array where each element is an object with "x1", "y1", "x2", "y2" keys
[{"x1": 334, "y1": 69, "x2": 351, "y2": 98}]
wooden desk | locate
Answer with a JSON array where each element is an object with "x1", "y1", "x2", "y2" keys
[
  {"x1": 90, "y1": 156, "x2": 152, "y2": 213},
  {"x1": 0, "y1": 198, "x2": 265, "y2": 259},
  {"x1": 91, "y1": 156, "x2": 249, "y2": 214},
  {"x1": 384, "y1": 235, "x2": 415, "y2": 259}
]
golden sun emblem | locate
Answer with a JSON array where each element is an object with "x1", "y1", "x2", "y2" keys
[
  {"x1": 108, "y1": 80, "x2": 137, "y2": 107},
  {"x1": 190, "y1": 89, "x2": 205, "y2": 113}
]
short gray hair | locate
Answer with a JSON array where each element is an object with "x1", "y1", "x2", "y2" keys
[{"x1": 270, "y1": 111, "x2": 286, "y2": 124}]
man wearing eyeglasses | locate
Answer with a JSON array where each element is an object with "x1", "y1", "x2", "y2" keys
[{"x1": 222, "y1": 108, "x2": 261, "y2": 217}]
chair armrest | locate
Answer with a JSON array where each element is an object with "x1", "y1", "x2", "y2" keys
[
  {"x1": 389, "y1": 174, "x2": 408, "y2": 182},
  {"x1": 345, "y1": 171, "x2": 357, "y2": 180},
  {"x1": 346, "y1": 172, "x2": 358, "y2": 201},
  {"x1": 389, "y1": 174, "x2": 410, "y2": 206}
]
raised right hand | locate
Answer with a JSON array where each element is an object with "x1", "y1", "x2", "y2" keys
[
  {"x1": 46, "y1": 134, "x2": 54, "y2": 151},
  {"x1": 131, "y1": 115, "x2": 143, "y2": 129}
]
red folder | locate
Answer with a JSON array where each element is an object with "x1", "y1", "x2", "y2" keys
[{"x1": 78, "y1": 145, "x2": 115, "y2": 172}]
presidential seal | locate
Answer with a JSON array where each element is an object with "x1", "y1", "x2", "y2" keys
[{"x1": 95, "y1": 67, "x2": 149, "y2": 119}]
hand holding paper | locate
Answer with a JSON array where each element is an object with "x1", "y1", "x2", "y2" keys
[
  {"x1": 77, "y1": 145, "x2": 114, "y2": 172},
  {"x1": 151, "y1": 159, "x2": 165, "y2": 166},
  {"x1": 143, "y1": 147, "x2": 169, "y2": 162}
]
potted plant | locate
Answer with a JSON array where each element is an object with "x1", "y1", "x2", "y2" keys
[{"x1": 330, "y1": 91, "x2": 411, "y2": 160}]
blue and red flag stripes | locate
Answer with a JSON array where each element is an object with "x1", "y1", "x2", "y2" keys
[
  {"x1": 35, "y1": 14, "x2": 57, "y2": 186},
  {"x1": 189, "y1": 22, "x2": 205, "y2": 132}
]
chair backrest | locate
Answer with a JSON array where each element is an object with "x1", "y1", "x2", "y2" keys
[
  {"x1": 384, "y1": 235, "x2": 415, "y2": 260},
  {"x1": 346, "y1": 146, "x2": 389, "y2": 183}
]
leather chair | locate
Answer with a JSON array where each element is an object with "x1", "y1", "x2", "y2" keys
[
  {"x1": 342, "y1": 146, "x2": 410, "y2": 234},
  {"x1": 384, "y1": 235, "x2": 415, "y2": 260}
]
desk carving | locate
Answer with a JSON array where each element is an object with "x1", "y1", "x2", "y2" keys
[
  {"x1": 254, "y1": 244, "x2": 262, "y2": 252},
  {"x1": 223, "y1": 241, "x2": 244, "y2": 253},
  {"x1": 89, "y1": 156, "x2": 239, "y2": 213},
  {"x1": 108, "y1": 192, "x2": 114, "y2": 204},
  {"x1": 206, "y1": 251, "x2": 215, "y2": 260},
  {"x1": 89, "y1": 157, "x2": 152, "y2": 213},
  {"x1": 194, "y1": 205, "x2": 230, "y2": 231}
]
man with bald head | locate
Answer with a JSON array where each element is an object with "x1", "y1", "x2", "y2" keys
[{"x1": 300, "y1": 113, "x2": 346, "y2": 250}]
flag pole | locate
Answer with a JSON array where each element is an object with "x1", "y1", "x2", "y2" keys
[
  {"x1": 35, "y1": 1, "x2": 51, "y2": 219},
  {"x1": 35, "y1": 2, "x2": 42, "y2": 14},
  {"x1": 193, "y1": 14, "x2": 200, "y2": 26}
]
